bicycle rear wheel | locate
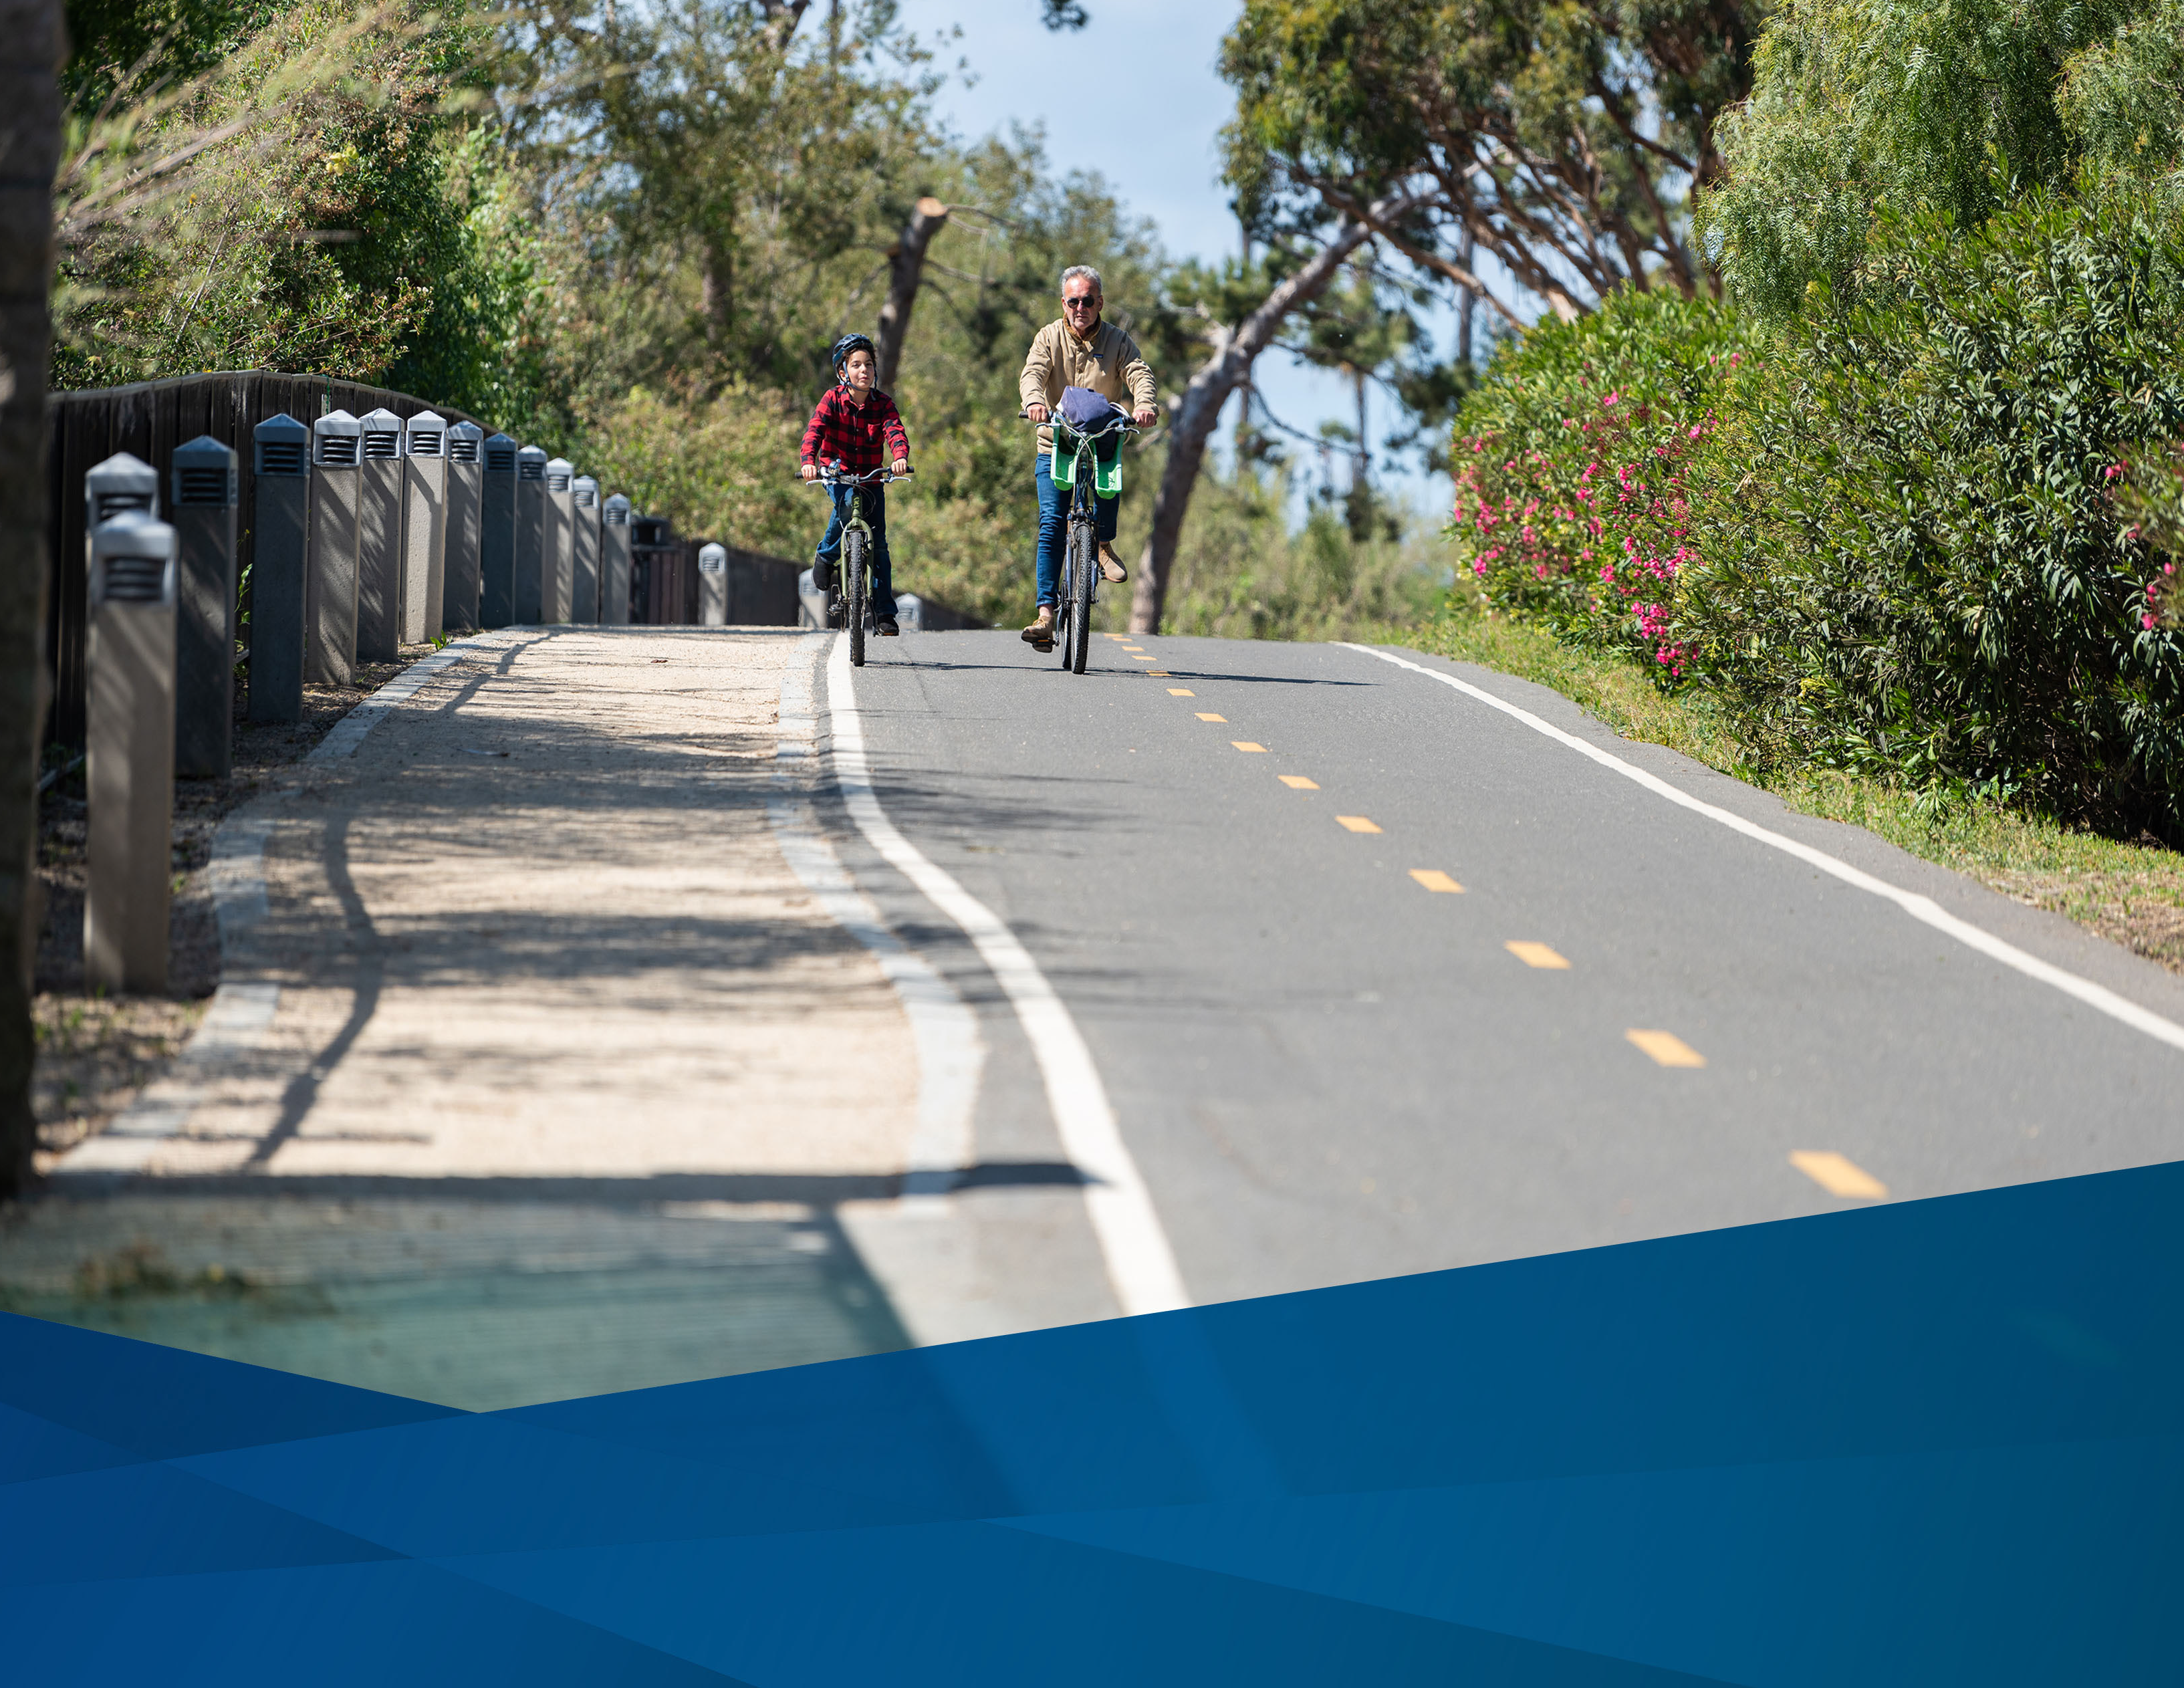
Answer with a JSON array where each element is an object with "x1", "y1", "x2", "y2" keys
[
  {"x1": 1068, "y1": 523, "x2": 1095, "y2": 675},
  {"x1": 846, "y1": 527, "x2": 867, "y2": 668}
]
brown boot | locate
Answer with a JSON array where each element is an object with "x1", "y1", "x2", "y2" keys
[
  {"x1": 1098, "y1": 544, "x2": 1127, "y2": 584},
  {"x1": 1020, "y1": 605, "x2": 1056, "y2": 648}
]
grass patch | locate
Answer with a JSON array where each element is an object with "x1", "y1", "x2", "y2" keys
[{"x1": 1394, "y1": 608, "x2": 2184, "y2": 973}]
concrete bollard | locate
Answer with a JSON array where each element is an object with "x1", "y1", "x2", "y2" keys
[
  {"x1": 480, "y1": 433, "x2": 517, "y2": 628},
  {"x1": 86, "y1": 512, "x2": 178, "y2": 994},
  {"x1": 169, "y1": 436, "x2": 238, "y2": 777},
  {"x1": 85, "y1": 453, "x2": 159, "y2": 610},
  {"x1": 601, "y1": 494, "x2": 632, "y2": 626},
  {"x1": 699, "y1": 542, "x2": 729, "y2": 626},
  {"x1": 402, "y1": 411, "x2": 449, "y2": 644},
  {"x1": 355, "y1": 408, "x2": 406, "y2": 662},
  {"x1": 85, "y1": 452, "x2": 159, "y2": 548},
  {"x1": 307, "y1": 410, "x2": 362, "y2": 684},
  {"x1": 443, "y1": 421, "x2": 483, "y2": 632},
  {"x1": 894, "y1": 593, "x2": 925, "y2": 632},
  {"x1": 545, "y1": 457, "x2": 574, "y2": 624},
  {"x1": 513, "y1": 445, "x2": 547, "y2": 623},
  {"x1": 248, "y1": 414, "x2": 310, "y2": 723},
  {"x1": 571, "y1": 476, "x2": 600, "y2": 623}
]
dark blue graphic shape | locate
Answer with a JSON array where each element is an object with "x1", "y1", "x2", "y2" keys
[{"x1": 7, "y1": 1161, "x2": 2184, "y2": 1685}]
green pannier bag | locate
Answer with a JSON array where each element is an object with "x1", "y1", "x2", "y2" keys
[{"x1": 1050, "y1": 424, "x2": 1124, "y2": 497}]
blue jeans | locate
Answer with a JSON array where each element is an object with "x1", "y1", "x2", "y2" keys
[
  {"x1": 816, "y1": 485, "x2": 896, "y2": 619},
  {"x1": 1035, "y1": 455, "x2": 1118, "y2": 608}
]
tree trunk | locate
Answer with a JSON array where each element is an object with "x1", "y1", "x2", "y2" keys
[
  {"x1": 1128, "y1": 211, "x2": 1387, "y2": 634},
  {"x1": 1457, "y1": 231, "x2": 1477, "y2": 367},
  {"x1": 701, "y1": 235, "x2": 733, "y2": 348},
  {"x1": 874, "y1": 197, "x2": 948, "y2": 393},
  {"x1": 0, "y1": 0, "x2": 65, "y2": 1196}
]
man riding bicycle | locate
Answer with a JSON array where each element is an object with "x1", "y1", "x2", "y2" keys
[{"x1": 1019, "y1": 265, "x2": 1159, "y2": 648}]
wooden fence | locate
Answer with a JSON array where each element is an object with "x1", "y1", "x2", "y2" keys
[{"x1": 43, "y1": 372, "x2": 486, "y2": 748}]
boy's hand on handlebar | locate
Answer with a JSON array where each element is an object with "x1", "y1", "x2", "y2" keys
[
  {"x1": 891, "y1": 458, "x2": 908, "y2": 475},
  {"x1": 800, "y1": 462, "x2": 819, "y2": 481}
]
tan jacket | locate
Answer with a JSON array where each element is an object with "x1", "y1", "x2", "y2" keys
[{"x1": 1019, "y1": 317, "x2": 1157, "y2": 453}]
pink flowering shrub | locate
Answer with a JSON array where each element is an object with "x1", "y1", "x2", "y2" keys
[{"x1": 1448, "y1": 289, "x2": 1755, "y2": 682}]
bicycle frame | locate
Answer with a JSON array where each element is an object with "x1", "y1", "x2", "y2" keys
[
  {"x1": 1045, "y1": 412, "x2": 1136, "y2": 675},
  {"x1": 804, "y1": 462, "x2": 908, "y2": 668}
]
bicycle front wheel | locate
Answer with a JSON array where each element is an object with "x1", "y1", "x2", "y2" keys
[
  {"x1": 1068, "y1": 523, "x2": 1095, "y2": 675},
  {"x1": 1054, "y1": 535, "x2": 1074, "y2": 670},
  {"x1": 846, "y1": 527, "x2": 867, "y2": 668}
]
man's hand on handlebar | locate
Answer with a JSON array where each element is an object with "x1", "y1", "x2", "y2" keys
[
  {"x1": 1133, "y1": 406, "x2": 1157, "y2": 428},
  {"x1": 1024, "y1": 403, "x2": 1050, "y2": 426}
]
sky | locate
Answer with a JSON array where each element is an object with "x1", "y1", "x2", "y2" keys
[{"x1": 891, "y1": 0, "x2": 1455, "y2": 523}]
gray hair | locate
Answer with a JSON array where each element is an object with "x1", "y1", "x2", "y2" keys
[{"x1": 1061, "y1": 265, "x2": 1103, "y2": 296}]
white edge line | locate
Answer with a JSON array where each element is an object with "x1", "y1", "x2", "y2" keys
[
  {"x1": 826, "y1": 632, "x2": 1191, "y2": 1316},
  {"x1": 60, "y1": 631, "x2": 510, "y2": 1174},
  {"x1": 767, "y1": 634, "x2": 983, "y2": 1204},
  {"x1": 1338, "y1": 640, "x2": 2184, "y2": 1057}
]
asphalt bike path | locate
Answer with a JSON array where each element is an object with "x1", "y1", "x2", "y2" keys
[
  {"x1": 17, "y1": 622, "x2": 2184, "y2": 1406},
  {"x1": 835, "y1": 628, "x2": 2184, "y2": 1314}
]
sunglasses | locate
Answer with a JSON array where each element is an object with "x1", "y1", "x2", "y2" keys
[{"x1": 1062, "y1": 295, "x2": 1100, "y2": 311}]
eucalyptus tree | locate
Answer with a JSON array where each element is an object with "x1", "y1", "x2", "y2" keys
[
  {"x1": 1701, "y1": 0, "x2": 2184, "y2": 320},
  {"x1": 1220, "y1": 0, "x2": 1757, "y2": 322}
]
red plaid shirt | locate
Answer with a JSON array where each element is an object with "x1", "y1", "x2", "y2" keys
[{"x1": 800, "y1": 386, "x2": 910, "y2": 475}]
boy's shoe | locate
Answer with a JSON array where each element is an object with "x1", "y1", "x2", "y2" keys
[
  {"x1": 1021, "y1": 606, "x2": 1056, "y2": 648},
  {"x1": 876, "y1": 617, "x2": 899, "y2": 636},
  {"x1": 814, "y1": 559, "x2": 834, "y2": 591},
  {"x1": 1098, "y1": 544, "x2": 1126, "y2": 583}
]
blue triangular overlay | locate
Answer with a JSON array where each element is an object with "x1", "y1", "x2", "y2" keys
[
  {"x1": 0, "y1": 1311, "x2": 463, "y2": 1457},
  {"x1": 8, "y1": 1162, "x2": 2184, "y2": 1684}
]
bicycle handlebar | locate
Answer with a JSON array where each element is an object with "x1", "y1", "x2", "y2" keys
[
  {"x1": 1021, "y1": 410, "x2": 1142, "y2": 440},
  {"x1": 798, "y1": 464, "x2": 914, "y2": 487}
]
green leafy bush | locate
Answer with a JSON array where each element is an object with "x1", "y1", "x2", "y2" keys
[
  {"x1": 1447, "y1": 175, "x2": 2184, "y2": 836},
  {"x1": 1683, "y1": 178, "x2": 2184, "y2": 831},
  {"x1": 1448, "y1": 288, "x2": 1757, "y2": 673}
]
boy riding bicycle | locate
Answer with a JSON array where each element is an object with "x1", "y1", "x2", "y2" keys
[{"x1": 802, "y1": 332, "x2": 911, "y2": 636}]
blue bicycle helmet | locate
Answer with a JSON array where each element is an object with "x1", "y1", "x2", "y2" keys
[{"x1": 831, "y1": 333, "x2": 878, "y2": 374}]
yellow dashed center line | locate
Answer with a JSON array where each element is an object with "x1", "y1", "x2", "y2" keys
[
  {"x1": 1167, "y1": 687, "x2": 1195, "y2": 695},
  {"x1": 1335, "y1": 815, "x2": 1381, "y2": 834},
  {"x1": 1146, "y1": 670, "x2": 1170, "y2": 677},
  {"x1": 1280, "y1": 775, "x2": 1319, "y2": 790},
  {"x1": 1196, "y1": 712, "x2": 1227, "y2": 722},
  {"x1": 1131, "y1": 656, "x2": 1157, "y2": 662},
  {"x1": 1409, "y1": 869, "x2": 1463, "y2": 893},
  {"x1": 1790, "y1": 1151, "x2": 1888, "y2": 1199},
  {"x1": 1625, "y1": 1029, "x2": 1705, "y2": 1068},
  {"x1": 1505, "y1": 941, "x2": 1569, "y2": 969},
  {"x1": 1232, "y1": 741, "x2": 1267, "y2": 753}
]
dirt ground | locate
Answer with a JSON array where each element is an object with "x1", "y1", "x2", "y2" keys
[{"x1": 32, "y1": 652, "x2": 424, "y2": 1153}]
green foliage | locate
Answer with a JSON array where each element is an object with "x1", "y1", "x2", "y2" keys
[
  {"x1": 1118, "y1": 468, "x2": 1443, "y2": 640},
  {"x1": 1221, "y1": 0, "x2": 1756, "y2": 316},
  {"x1": 1698, "y1": 0, "x2": 2184, "y2": 319},
  {"x1": 1450, "y1": 173, "x2": 2184, "y2": 836},
  {"x1": 1685, "y1": 180, "x2": 2184, "y2": 832},
  {"x1": 51, "y1": 0, "x2": 550, "y2": 417},
  {"x1": 1448, "y1": 289, "x2": 1757, "y2": 669}
]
